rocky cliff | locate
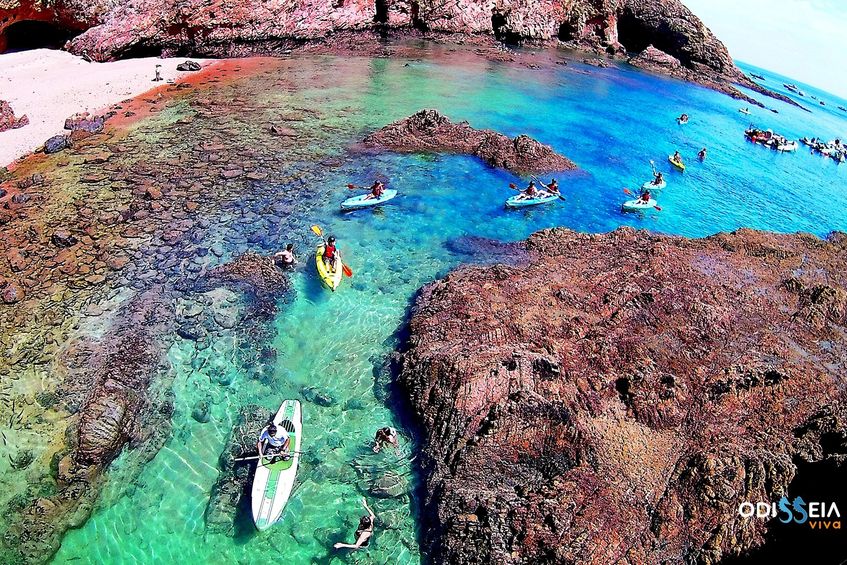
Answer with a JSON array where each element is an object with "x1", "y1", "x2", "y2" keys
[
  {"x1": 399, "y1": 227, "x2": 847, "y2": 564},
  {"x1": 1, "y1": 0, "x2": 781, "y2": 104}
]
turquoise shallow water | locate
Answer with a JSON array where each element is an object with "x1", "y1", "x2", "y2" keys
[{"x1": 50, "y1": 45, "x2": 847, "y2": 564}]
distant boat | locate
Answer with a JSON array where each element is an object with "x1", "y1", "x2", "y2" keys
[
  {"x1": 798, "y1": 90, "x2": 805, "y2": 97},
  {"x1": 739, "y1": 108, "x2": 751, "y2": 115},
  {"x1": 820, "y1": 101, "x2": 826, "y2": 106},
  {"x1": 751, "y1": 73, "x2": 765, "y2": 80},
  {"x1": 838, "y1": 106, "x2": 846, "y2": 112},
  {"x1": 783, "y1": 83, "x2": 799, "y2": 92}
]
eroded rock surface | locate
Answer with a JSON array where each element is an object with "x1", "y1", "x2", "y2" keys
[
  {"x1": 364, "y1": 109, "x2": 576, "y2": 174},
  {"x1": 0, "y1": 100, "x2": 28, "y2": 132},
  {"x1": 399, "y1": 227, "x2": 847, "y2": 564}
]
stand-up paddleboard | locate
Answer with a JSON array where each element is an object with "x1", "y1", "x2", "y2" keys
[{"x1": 251, "y1": 399, "x2": 302, "y2": 531}]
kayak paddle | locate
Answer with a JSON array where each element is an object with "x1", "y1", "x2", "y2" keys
[
  {"x1": 311, "y1": 224, "x2": 323, "y2": 238},
  {"x1": 346, "y1": 183, "x2": 365, "y2": 190},
  {"x1": 342, "y1": 263, "x2": 353, "y2": 277},
  {"x1": 235, "y1": 451, "x2": 307, "y2": 462},
  {"x1": 623, "y1": 188, "x2": 634, "y2": 196}
]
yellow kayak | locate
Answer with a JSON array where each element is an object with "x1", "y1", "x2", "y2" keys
[
  {"x1": 315, "y1": 245, "x2": 343, "y2": 291},
  {"x1": 668, "y1": 155, "x2": 686, "y2": 171}
]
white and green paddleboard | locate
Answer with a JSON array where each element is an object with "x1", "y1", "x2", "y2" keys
[{"x1": 251, "y1": 399, "x2": 301, "y2": 531}]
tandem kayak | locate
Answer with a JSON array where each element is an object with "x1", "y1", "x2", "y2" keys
[
  {"x1": 505, "y1": 191, "x2": 559, "y2": 208},
  {"x1": 622, "y1": 198, "x2": 658, "y2": 212},
  {"x1": 252, "y1": 399, "x2": 302, "y2": 531},
  {"x1": 341, "y1": 189, "x2": 398, "y2": 211},
  {"x1": 668, "y1": 156, "x2": 686, "y2": 171},
  {"x1": 642, "y1": 179, "x2": 667, "y2": 190},
  {"x1": 315, "y1": 245, "x2": 343, "y2": 291}
]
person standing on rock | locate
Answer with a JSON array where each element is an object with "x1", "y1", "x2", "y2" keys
[
  {"x1": 373, "y1": 426, "x2": 400, "y2": 453},
  {"x1": 256, "y1": 422, "x2": 290, "y2": 463},
  {"x1": 274, "y1": 244, "x2": 296, "y2": 270},
  {"x1": 333, "y1": 497, "x2": 376, "y2": 550}
]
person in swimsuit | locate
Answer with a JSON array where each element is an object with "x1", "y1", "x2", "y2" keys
[
  {"x1": 373, "y1": 427, "x2": 400, "y2": 453},
  {"x1": 334, "y1": 498, "x2": 376, "y2": 550}
]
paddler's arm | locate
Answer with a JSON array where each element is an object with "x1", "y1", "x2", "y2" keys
[
  {"x1": 257, "y1": 439, "x2": 265, "y2": 464},
  {"x1": 362, "y1": 497, "x2": 375, "y2": 520}
]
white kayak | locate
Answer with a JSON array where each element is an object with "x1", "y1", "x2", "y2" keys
[
  {"x1": 739, "y1": 108, "x2": 751, "y2": 115},
  {"x1": 641, "y1": 179, "x2": 667, "y2": 190},
  {"x1": 505, "y1": 191, "x2": 559, "y2": 208},
  {"x1": 341, "y1": 190, "x2": 398, "y2": 210},
  {"x1": 622, "y1": 198, "x2": 658, "y2": 212},
  {"x1": 251, "y1": 399, "x2": 302, "y2": 531}
]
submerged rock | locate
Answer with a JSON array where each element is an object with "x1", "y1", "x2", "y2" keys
[
  {"x1": 363, "y1": 109, "x2": 577, "y2": 174},
  {"x1": 400, "y1": 227, "x2": 847, "y2": 564}
]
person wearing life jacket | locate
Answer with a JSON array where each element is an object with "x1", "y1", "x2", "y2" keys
[
  {"x1": 640, "y1": 189, "x2": 651, "y2": 203},
  {"x1": 523, "y1": 181, "x2": 538, "y2": 198},
  {"x1": 323, "y1": 236, "x2": 340, "y2": 272}
]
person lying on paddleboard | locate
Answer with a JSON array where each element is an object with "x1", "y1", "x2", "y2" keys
[
  {"x1": 334, "y1": 498, "x2": 376, "y2": 550},
  {"x1": 323, "y1": 236, "x2": 340, "y2": 273},
  {"x1": 652, "y1": 171, "x2": 664, "y2": 185},
  {"x1": 256, "y1": 422, "x2": 291, "y2": 463},
  {"x1": 274, "y1": 243, "x2": 296, "y2": 270},
  {"x1": 373, "y1": 426, "x2": 400, "y2": 453},
  {"x1": 364, "y1": 181, "x2": 385, "y2": 200}
]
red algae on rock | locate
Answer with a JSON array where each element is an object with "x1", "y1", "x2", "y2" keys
[{"x1": 399, "y1": 227, "x2": 847, "y2": 565}]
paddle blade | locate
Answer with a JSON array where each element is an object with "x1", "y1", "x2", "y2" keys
[
  {"x1": 311, "y1": 225, "x2": 323, "y2": 237},
  {"x1": 509, "y1": 183, "x2": 517, "y2": 189},
  {"x1": 342, "y1": 263, "x2": 353, "y2": 277},
  {"x1": 346, "y1": 184, "x2": 356, "y2": 189},
  {"x1": 623, "y1": 188, "x2": 633, "y2": 195},
  {"x1": 654, "y1": 205, "x2": 663, "y2": 211}
]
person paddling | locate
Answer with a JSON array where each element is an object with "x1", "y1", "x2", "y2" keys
[
  {"x1": 537, "y1": 178, "x2": 559, "y2": 194},
  {"x1": 322, "y1": 236, "x2": 340, "y2": 273},
  {"x1": 522, "y1": 181, "x2": 538, "y2": 198},
  {"x1": 652, "y1": 171, "x2": 664, "y2": 186},
  {"x1": 334, "y1": 498, "x2": 376, "y2": 550},
  {"x1": 256, "y1": 422, "x2": 291, "y2": 464},
  {"x1": 672, "y1": 150, "x2": 683, "y2": 164},
  {"x1": 364, "y1": 181, "x2": 385, "y2": 201},
  {"x1": 640, "y1": 189, "x2": 651, "y2": 203}
]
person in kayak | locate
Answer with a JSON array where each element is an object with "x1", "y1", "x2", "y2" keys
[
  {"x1": 677, "y1": 113, "x2": 689, "y2": 123},
  {"x1": 652, "y1": 171, "x2": 664, "y2": 186},
  {"x1": 256, "y1": 422, "x2": 291, "y2": 463},
  {"x1": 537, "y1": 178, "x2": 559, "y2": 194},
  {"x1": 672, "y1": 150, "x2": 683, "y2": 164},
  {"x1": 373, "y1": 427, "x2": 400, "y2": 453},
  {"x1": 522, "y1": 181, "x2": 538, "y2": 198},
  {"x1": 274, "y1": 244, "x2": 296, "y2": 270},
  {"x1": 334, "y1": 498, "x2": 376, "y2": 550},
  {"x1": 698, "y1": 148, "x2": 707, "y2": 160},
  {"x1": 640, "y1": 189, "x2": 651, "y2": 203},
  {"x1": 322, "y1": 236, "x2": 339, "y2": 272},
  {"x1": 364, "y1": 181, "x2": 385, "y2": 201}
]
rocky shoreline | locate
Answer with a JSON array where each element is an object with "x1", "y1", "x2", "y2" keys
[
  {"x1": 399, "y1": 227, "x2": 847, "y2": 564},
  {"x1": 1, "y1": 0, "x2": 794, "y2": 108}
]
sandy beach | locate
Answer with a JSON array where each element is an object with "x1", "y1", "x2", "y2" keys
[{"x1": 0, "y1": 49, "x2": 216, "y2": 168}]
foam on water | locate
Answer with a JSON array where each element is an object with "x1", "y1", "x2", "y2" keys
[{"x1": 50, "y1": 45, "x2": 847, "y2": 564}]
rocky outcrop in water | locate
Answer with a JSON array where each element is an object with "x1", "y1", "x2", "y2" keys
[
  {"x1": 364, "y1": 109, "x2": 576, "y2": 174},
  {"x1": 0, "y1": 100, "x2": 28, "y2": 131},
  {"x1": 0, "y1": 0, "x2": 788, "y2": 105},
  {"x1": 399, "y1": 227, "x2": 847, "y2": 564}
]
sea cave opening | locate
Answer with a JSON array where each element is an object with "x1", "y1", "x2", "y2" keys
[
  {"x1": 616, "y1": 10, "x2": 689, "y2": 66},
  {"x1": 0, "y1": 20, "x2": 76, "y2": 53}
]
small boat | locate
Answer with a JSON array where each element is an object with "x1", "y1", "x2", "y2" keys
[
  {"x1": 820, "y1": 101, "x2": 826, "y2": 106},
  {"x1": 751, "y1": 73, "x2": 765, "y2": 81},
  {"x1": 739, "y1": 108, "x2": 751, "y2": 115},
  {"x1": 622, "y1": 198, "x2": 658, "y2": 213},
  {"x1": 505, "y1": 191, "x2": 559, "y2": 209},
  {"x1": 641, "y1": 179, "x2": 667, "y2": 191},
  {"x1": 775, "y1": 141, "x2": 798, "y2": 152},
  {"x1": 668, "y1": 156, "x2": 686, "y2": 171},
  {"x1": 798, "y1": 91, "x2": 806, "y2": 97},
  {"x1": 340, "y1": 189, "x2": 398, "y2": 211},
  {"x1": 315, "y1": 245, "x2": 343, "y2": 291},
  {"x1": 784, "y1": 83, "x2": 798, "y2": 92},
  {"x1": 838, "y1": 106, "x2": 847, "y2": 112},
  {"x1": 251, "y1": 399, "x2": 302, "y2": 531}
]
